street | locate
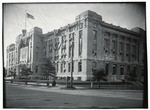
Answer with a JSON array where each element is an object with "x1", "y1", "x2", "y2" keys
[{"x1": 4, "y1": 83, "x2": 143, "y2": 108}]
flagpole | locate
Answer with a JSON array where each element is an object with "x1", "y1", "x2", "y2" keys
[{"x1": 25, "y1": 10, "x2": 27, "y2": 30}]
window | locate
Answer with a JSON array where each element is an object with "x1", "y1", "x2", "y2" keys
[
  {"x1": 78, "y1": 61, "x2": 82, "y2": 72},
  {"x1": 119, "y1": 42, "x2": 124, "y2": 55},
  {"x1": 69, "y1": 34, "x2": 71, "y2": 39},
  {"x1": 64, "y1": 61, "x2": 66, "y2": 72},
  {"x1": 104, "y1": 38, "x2": 110, "y2": 52},
  {"x1": 126, "y1": 43, "x2": 130, "y2": 55},
  {"x1": 112, "y1": 40, "x2": 117, "y2": 54},
  {"x1": 61, "y1": 44, "x2": 66, "y2": 54},
  {"x1": 61, "y1": 61, "x2": 66, "y2": 73},
  {"x1": 35, "y1": 66, "x2": 38, "y2": 73},
  {"x1": 77, "y1": 77, "x2": 81, "y2": 81},
  {"x1": 133, "y1": 66, "x2": 136, "y2": 76},
  {"x1": 72, "y1": 33, "x2": 75, "y2": 39},
  {"x1": 69, "y1": 28, "x2": 73, "y2": 32},
  {"x1": 120, "y1": 65, "x2": 124, "y2": 75},
  {"x1": 132, "y1": 45, "x2": 136, "y2": 60},
  {"x1": 79, "y1": 30, "x2": 83, "y2": 56},
  {"x1": 92, "y1": 43, "x2": 97, "y2": 56},
  {"x1": 93, "y1": 30, "x2": 97, "y2": 40},
  {"x1": 79, "y1": 23, "x2": 83, "y2": 29},
  {"x1": 49, "y1": 40, "x2": 53, "y2": 53},
  {"x1": 61, "y1": 63, "x2": 63, "y2": 72},
  {"x1": 68, "y1": 63, "x2": 70, "y2": 72},
  {"x1": 127, "y1": 66, "x2": 130, "y2": 75},
  {"x1": 126, "y1": 43, "x2": 130, "y2": 61},
  {"x1": 69, "y1": 33, "x2": 74, "y2": 58},
  {"x1": 112, "y1": 64, "x2": 117, "y2": 75},
  {"x1": 62, "y1": 35, "x2": 66, "y2": 44},
  {"x1": 69, "y1": 39, "x2": 72, "y2": 58}
]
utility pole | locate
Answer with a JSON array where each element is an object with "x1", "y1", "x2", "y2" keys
[{"x1": 70, "y1": 36, "x2": 74, "y2": 88}]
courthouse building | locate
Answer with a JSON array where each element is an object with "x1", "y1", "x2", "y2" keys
[{"x1": 6, "y1": 10, "x2": 146, "y2": 81}]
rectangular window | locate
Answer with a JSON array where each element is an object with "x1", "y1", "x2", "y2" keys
[
  {"x1": 79, "y1": 23, "x2": 83, "y2": 29},
  {"x1": 69, "y1": 28, "x2": 73, "y2": 32},
  {"x1": 63, "y1": 61, "x2": 66, "y2": 72},
  {"x1": 79, "y1": 30, "x2": 83, "y2": 56},
  {"x1": 132, "y1": 45, "x2": 136, "y2": 60},
  {"x1": 93, "y1": 30, "x2": 97, "y2": 40},
  {"x1": 126, "y1": 43, "x2": 130, "y2": 55},
  {"x1": 69, "y1": 39, "x2": 72, "y2": 58},
  {"x1": 62, "y1": 35, "x2": 66, "y2": 44},
  {"x1": 69, "y1": 34, "x2": 71, "y2": 39},
  {"x1": 61, "y1": 36, "x2": 63, "y2": 44},
  {"x1": 119, "y1": 42, "x2": 124, "y2": 55},
  {"x1": 61, "y1": 63, "x2": 63, "y2": 72},
  {"x1": 120, "y1": 65, "x2": 124, "y2": 75},
  {"x1": 104, "y1": 38, "x2": 110, "y2": 52},
  {"x1": 69, "y1": 33, "x2": 74, "y2": 58},
  {"x1": 127, "y1": 66, "x2": 130, "y2": 75},
  {"x1": 35, "y1": 66, "x2": 38, "y2": 73},
  {"x1": 68, "y1": 63, "x2": 70, "y2": 72},
  {"x1": 92, "y1": 43, "x2": 97, "y2": 56},
  {"x1": 112, "y1": 40, "x2": 117, "y2": 54},
  {"x1": 72, "y1": 33, "x2": 74, "y2": 39},
  {"x1": 112, "y1": 64, "x2": 117, "y2": 75},
  {"x1": 78, "y1": 61, "x2": 82, "y2": 72},
  {"x1": 133, "y1": 66, "x2": 136, "y2": 75},
  {"x1": 126, "y1": 43, "x2": 130, "y2": 61}
]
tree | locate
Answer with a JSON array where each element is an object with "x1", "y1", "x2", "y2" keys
[
  {"x1": 20, "y1": 64, "x2": 33, "y2": 84},
  {"x1": 9, "y1": 68, "x2": 16, "y2": 83},
  {"x1": 42, "y1": 58, "x2": 56, "y2": 86},
  {"x1": 125, "y1": 68, "x2": 137, "y2": 82},
  {"x1": 92, "y1": 68, "x2": 107, "y2": 88}
]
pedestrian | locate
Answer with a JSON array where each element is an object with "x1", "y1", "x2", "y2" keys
[{"x1": 52, "y1": 80, "x2": 56, "y2": 86}]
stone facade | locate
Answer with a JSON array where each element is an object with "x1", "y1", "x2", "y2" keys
[
  {"x1": 6, "y1": 27, "x2": 44, "y2": 77},
  {"x1": 6, "y1": 10, "x2": 146, "y2": 81},
  {"x1": 6, "y1": 43, "x2": 15, "y2": 75}
]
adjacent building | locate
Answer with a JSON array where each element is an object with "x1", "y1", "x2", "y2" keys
[
  {"x1": 6, "y1": 10, "x2": 146, "y2": 81},
  {"x1": 6, "y1": 43, "x2": 15, "y2": 75}
]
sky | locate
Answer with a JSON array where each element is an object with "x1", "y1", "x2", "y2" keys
[{"x1": 3, "y1": 3, "x2": 146, "y2": 66}]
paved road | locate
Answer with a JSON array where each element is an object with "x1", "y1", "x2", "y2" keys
[{"x1": 4, "y1": 83, "x2": 143, "y2": 108}]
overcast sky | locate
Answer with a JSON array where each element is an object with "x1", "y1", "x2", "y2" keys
[{"x1": 3, "y1": 3, "x2": 146, "y2": 66}]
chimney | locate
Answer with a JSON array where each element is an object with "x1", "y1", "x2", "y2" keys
[{"x1": 22, "y1": 30, "x2": 27, "y2": 36}]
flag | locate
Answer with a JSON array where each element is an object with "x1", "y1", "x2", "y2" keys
[{"x1": 26, "y1": 13, "x2": 34, "y2": 19}]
